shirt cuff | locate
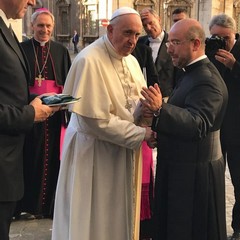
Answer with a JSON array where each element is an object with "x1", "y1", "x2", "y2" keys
[{"x1": 153, "y1": 107, "x2": 162, "y2": 117}]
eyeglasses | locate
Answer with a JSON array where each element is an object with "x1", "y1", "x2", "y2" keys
[{"x1": 165, "y1": 39, "x2": 194, "y2": 48}]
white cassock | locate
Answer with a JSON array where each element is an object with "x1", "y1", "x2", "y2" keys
[{"x1": 52, "y1": 35, "x2": 147, "y2": 240}]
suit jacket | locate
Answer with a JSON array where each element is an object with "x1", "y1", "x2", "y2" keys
[
  {"x1": 0, "y1": 17, "x2": 35, "y2": 201},
  {"x1": 132, "y1": 43, "x2": 158, "y2": 87},
  {"x1": 138, "y1": 31, "x2": 175, "y2": 97},
  {"x1": 210, "y1": 35, "x2": 240, "y2": 145},
  {"x1": 72, "y1": 33, "x2": 79, "y2": 44},
  {"x1": 152, "y1": 58, "x2": 228, "y2": 240}
]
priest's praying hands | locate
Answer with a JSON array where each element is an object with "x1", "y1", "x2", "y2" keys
[
  {"x1": 140, "y1": 83, "x2": 163, "y2": 117},
  {"x1": 140, "y1": 83, "x2": 162, "y2": 149}
]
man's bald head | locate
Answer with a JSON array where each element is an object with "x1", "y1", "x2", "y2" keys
[{"x1": 170, "y1": 18, "x2": 206, "y2": 48}]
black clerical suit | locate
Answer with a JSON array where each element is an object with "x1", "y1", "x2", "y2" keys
[
  {"x1": 132, "y1": 43, "x2": 158, "y2": 87},
  {"x1": 210, "y1": 34, "x2": 240, "y2": 234},
  {"x1": 152, "y1": 58, "x2": 228, "y2": 240},
  {"x1": 138, "y1": 31, "x2": 175, "y2": 97},
  {"x1": 0, "y1": 17, "x2": 35, "y2": 239}
]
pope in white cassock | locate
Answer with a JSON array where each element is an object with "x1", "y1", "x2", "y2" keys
[{"x1": 52, "y1": 7, "x2": 152, "y2": 240}]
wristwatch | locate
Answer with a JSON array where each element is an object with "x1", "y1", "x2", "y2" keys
[{"x1": 153, "y1": 107, "x2": 162, "y2": 117}]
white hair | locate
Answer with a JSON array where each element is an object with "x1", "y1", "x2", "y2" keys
[{"x1": 31, "y1": 9, "x2": 55, "y2": 24}]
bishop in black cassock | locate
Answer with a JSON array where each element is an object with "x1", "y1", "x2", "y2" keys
[{"x1": 16, "y1": 37, "x2": 71, "y2": 217}]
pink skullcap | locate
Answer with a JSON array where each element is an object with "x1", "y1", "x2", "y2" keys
[
  {"x1": 36, "y1": 8, "x2": 50, "y2": 12},
  {"x1": 31, "y1": 7, "x2": 54, "y2": 23}
]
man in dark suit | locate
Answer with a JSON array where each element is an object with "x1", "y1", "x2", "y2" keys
[
  {"x1": 172, "y1": 8, "x2": 188, "y2": 24},
  {"x1": 0, "y1": 1, "x2": 59, "y2": 239},
  {"x1": 208, "y1": 13, "x2": 240, "y2": 240},
  {"x1": 72, "y1": 29, "x2": 79, "y2": 54},
  {"x1": 132, "y1": 43, "x2": 158, "y2": 87},
  {"x1": 138, "y1": 8, "x2": 175, "y2": 99},
  {"x1": 141, "y1": 18, "x2": 228, "y2": 240}
]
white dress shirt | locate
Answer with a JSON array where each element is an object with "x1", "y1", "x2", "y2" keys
[{"x1": 149, "y1": 31, "x2": 165, "y2": 62}]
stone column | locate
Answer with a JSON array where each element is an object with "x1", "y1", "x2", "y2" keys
[{"x1": 199, "y1": 0, "x2": 233, "y2": 36}]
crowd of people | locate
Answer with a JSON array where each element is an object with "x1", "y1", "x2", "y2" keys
[{"x1": 0, "y1": 1, "x2": 240, "y2": 240}]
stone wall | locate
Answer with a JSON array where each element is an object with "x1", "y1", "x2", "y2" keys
[{"x1": 21, "y1": 0, "x2": 239, "y2": 46}]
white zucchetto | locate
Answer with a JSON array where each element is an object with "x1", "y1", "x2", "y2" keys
[{"x1": 110, "y1": 7, "x2": 140, "y2": 21}]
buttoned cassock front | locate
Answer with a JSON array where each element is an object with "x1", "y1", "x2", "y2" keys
[{"x1": 152, "y1": 58, "x2": 228, "y2": 240}]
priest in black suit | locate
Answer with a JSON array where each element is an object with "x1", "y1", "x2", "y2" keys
[
  {"x1": 0, "y1": 1, "x2": 59, "y2": 239},
  {"x1": 141, "y1": 18, "x2": 228, "y2": 240}
]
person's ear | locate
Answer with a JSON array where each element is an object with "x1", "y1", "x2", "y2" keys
[
  {"x1": 192, "y1": 38, "x2": 201, "y2": 50},
  {"x1": 107, "y1": 24, "x2": 113, "y2": 33},
  {"x1": 107, "y1": 24, "x2": 114, "y2": 39}
]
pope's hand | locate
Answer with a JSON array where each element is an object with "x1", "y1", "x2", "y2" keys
[{"x1": 144, "y1": 127, "x2": 157, "y2": 148}]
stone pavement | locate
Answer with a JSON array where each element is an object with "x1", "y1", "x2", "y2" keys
[
  {"x1": 10, "y1": 218, "x2": 52, "y2": 240},
  {"x1": 9, "y1": 165, "x2": 235, "y2": 240}
]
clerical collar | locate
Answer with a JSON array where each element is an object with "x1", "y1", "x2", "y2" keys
[
  {"x1": 33, "y1": 38, "x2": 49, "y2": 46},
  {"x1": 0, "y1": 9, "x2": 11, "y2": 28},
  {"x1": 104, "y1": 35, "x2": 123, "y2": 60},
  {"x1": 182, "y1": 55, "x2": 207, "y2": 72},
  {"x1": 148, "y1": 31, "x2": 164, "y2": 43}
]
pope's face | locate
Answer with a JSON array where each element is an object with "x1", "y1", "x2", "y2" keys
[
  {"x1": 4, "y1": 0, "x2": 35, "y2": 19},
  {"x1": 32, "y1": 13, "x2": 54, "y2": 42},
  {"x1": 107, "y1": 14, "x2": 142, "y2": 56}
]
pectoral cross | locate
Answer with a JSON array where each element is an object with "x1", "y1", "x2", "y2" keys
[
  {"x1": 35, "y1": 74, "x2": 44, "y2": 87},
  {"x1": 125, "y1": 100, "x2": 132, "y2": 112}
]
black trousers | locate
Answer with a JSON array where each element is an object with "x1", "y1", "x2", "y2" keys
[
  {"x1": 73, "y1": 43, "x2": 78, "y2": 53},
  {"x1": 0, "y1": 201, "x2": 16, "y2": 240},
  {"x1": 222, "y1": 144, "x2": 240, "y2": 232}
]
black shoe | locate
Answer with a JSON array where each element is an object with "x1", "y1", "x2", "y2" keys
[
  {"x1": 231, "y1": 232, "x2": 240, "y2": 240},
  {"x1": 13, "y1": 212, "x2": 36, "y2": 220}
]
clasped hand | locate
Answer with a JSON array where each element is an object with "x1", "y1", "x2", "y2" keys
[
  {"x1": 140, "y1": 83, "x2": 162, "y2": 148},
  {"x1": 144, "y1": 127, "x2": 157, "y2": 148},
  {"x1": 140, "y1": 83, "x2": 163, "y2": 116}
]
